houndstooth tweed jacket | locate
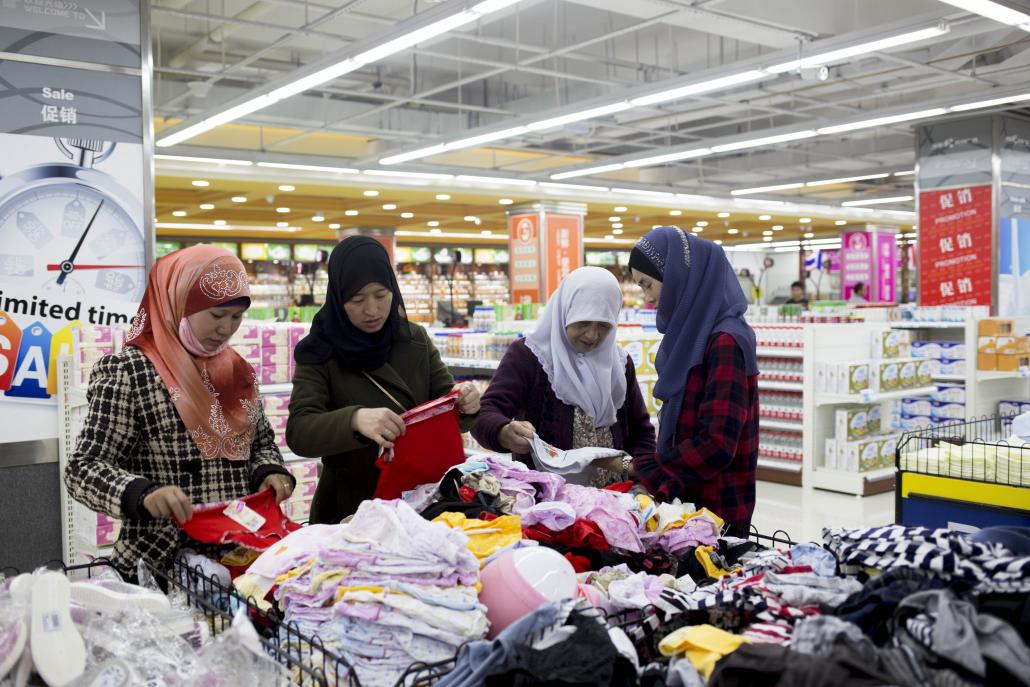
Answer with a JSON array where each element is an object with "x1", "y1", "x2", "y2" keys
[{"x1": 64, "y1": 346, "x2": 292, "y2": 576}]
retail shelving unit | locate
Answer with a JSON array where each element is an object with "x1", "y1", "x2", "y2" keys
[
  {"x1": 888, "y1": 316, "x2": 1030, "y2": 419},
  {"x1": 803, "y1": 323, "x2": 906, "y2": 497},
  {"x1": 753, "y1": 324, "x2": 806, "y2": 486},
  {"x1": 57, "y1": 354, "x2": 90, "y2": 565}
]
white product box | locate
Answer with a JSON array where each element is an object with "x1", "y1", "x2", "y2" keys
[
  {"x1": 898, "y1": 360, "x2": 918, "y2": 389},
  {"x1": 930, "y1": 401, "x2": 966, "y2": 420},
  {"x1": 937, "y1": 357, "x2": 965, "y2": 376},
  {"x1": 870, "y1": 360, "x2": 900, "y2": 393},
  {"x1": 879, "y1": 436, "x2": 899, "y2": 469},
  {"x1": 900, "y1": 415, "x2": 934, "y2": 431},
  {"x1": 838, "y1": 437, "x2": 882, "y2": 472},
  {"x1": 938, "y1": 342, "x2": 966, "y2": 360},
  {"x1": 916, "y1": 359, "x2": 934, "y2": 386},
  {"x1": 836, "y1": 406, "x2": 869, "y2": 441},
  {"x1": 871, "y1": 329, "x2": 911, "y2": 359},
  {"x1": 824, "y1": 438, "x2": 838, "y2": 470},
  {"x1": 931, "y1": 385, "x2": 966, "y2": 404},
  {"x1": 901, "y1": 397, "x2": 933, "y2": 417},
  {"x1": 819, "y1": 361, "x2": 870, "y2": 395},
  {"x1": 868, "y1": 404, "x2": 882, "y2": 435},
  {"x1": 911, "y1": 341, "x2": 942, "y2": 359}
]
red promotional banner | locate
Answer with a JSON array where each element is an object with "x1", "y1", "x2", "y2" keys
[
  {"x1": 919, "y1": 185, "x2": 993, "y2": 307},
  {"x1": 544, "y1": 214, "x2": 583, "y2": 298},
  {"x1": 508, "y1": 213, "x2": 540, "y2": 304}
]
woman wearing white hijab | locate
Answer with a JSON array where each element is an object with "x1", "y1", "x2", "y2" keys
[{"x1": 472, "y1": 267, "x2": 656, "y2": 484}]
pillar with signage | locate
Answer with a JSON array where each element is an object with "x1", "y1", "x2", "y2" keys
[
  {"x1": 0, "y1": 0, "x2": 154, "y2": 567},
  {"x1": 840, "y1": 226, "x2": 899, "y2": 302},
  {"x1": 915, "y1": 114, "x2": 1030, "y2": 313},
  {"x1": 338, "y1": 226, "x2": 396, "y2": 263},
  {"x1": 506, "y1": 203, "x2": 585, "y2": 304}
]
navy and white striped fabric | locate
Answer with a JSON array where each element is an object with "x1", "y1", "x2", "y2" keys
[{"x1": 823, "y1": 525, "x2": 1030, "y2": 594}]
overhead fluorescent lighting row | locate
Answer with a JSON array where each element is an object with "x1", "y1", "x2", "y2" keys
[
  {"x1": 157, "y1": 0, "x2": 525, "y2": 148},
  {"x1": 765, "y1": 24, "x2": 950, "y2": 73},
  {"x1": 549, "y1": 89, "x2": 1030, "y2": 179},
  {"x1": 842, "y1": 195, "x2": 914, "y2": 206},
  {"x1": 155, "y1": 155, "x2": 254, "y2": 166},
  {"x1": 156, "y1": 222, "x2": 302, "y2": 232},
  {"x1": 379, "y1": 22, "x2": 951, "y2": 165},
  {"x1": 937, "y1": 0, "x2": 1030, "y2": 31},
  {"x1": 257, "y1": 162, "x2": 360, "y2": 173},
  {"x1": 731, "y1": 172, "x2": 893, "y2": 196}
]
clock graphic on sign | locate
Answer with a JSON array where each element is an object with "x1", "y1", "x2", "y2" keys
[{"x1": 0, "y1": 138, "x2": 146, "y2": 304}]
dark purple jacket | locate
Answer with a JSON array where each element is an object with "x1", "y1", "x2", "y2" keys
[{"x1": 472, "y1": 339, "x2": 656, "y2": 466}]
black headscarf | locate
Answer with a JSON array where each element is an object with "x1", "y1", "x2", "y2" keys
[{"x1": 294, "y1": 236, "x2": 409, "y2": 370}]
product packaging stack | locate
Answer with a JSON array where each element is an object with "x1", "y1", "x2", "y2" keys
[
  {"x1": 824, "y1": 401, "x2": 900, "y2": 472},
  {"x1": 1001, "y1": 400, "x2": 1030, "y2": 433},
  {"x1": 74, "y1": 325, "x2": 124, "y2": 386},
  {"x1": 281, "y1": 458, "x2": 319, "y2": 523},
  {"x1": 816, "y1": 328, "x2": 931, "y2": 397},
  {"x1": 978, "y1": 319, "x2": 1030, "y2": 372},
  {"x1": 618, "y1": 323, "x2": 663, "y2": 416},
  {"x1": 71, "y1": 502, "x2": 121, "y2": 564}
]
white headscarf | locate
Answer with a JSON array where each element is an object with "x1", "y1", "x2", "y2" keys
[{"x1": 525, "y1": 266, "x2": 628, "y2": 428}]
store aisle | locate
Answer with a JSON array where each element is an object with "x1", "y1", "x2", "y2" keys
[{"x1": 751, "y1": 482, "x2": 894, "y2": 543}]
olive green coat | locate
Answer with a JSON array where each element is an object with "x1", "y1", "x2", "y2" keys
[{"x1": 286, "y1": 323, "x2": 475, "y2": 523}]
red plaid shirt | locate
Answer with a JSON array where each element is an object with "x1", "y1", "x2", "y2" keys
[{"x1": 634, "y1": 333, "x2": 759, "y2": 537}]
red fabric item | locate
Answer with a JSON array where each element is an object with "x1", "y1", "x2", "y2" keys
[
  {"x1": 633, "y1": 333, "x2": 759, "y2": 538},
  {"x1": 779, "y1": 565, "x2": 814, "y2": 575},
  {"x1": 458, "y1": 486, "x2": 476, "y2": 502},
  {"x1": 374, "y1": 391, "x2": 465, "y2": 499},
  {"x1": 564, "y1": 553, "x2": 592, "y2": 573},
  {"x1": 177, "y1": 488, "x2": 300, "y2": 551},
  {"x1": 522, "y1": 519, "x2": 610, "y2": 550},
  {"x1": 602, "y1": 481, "x2": 635, "y2": 493}
]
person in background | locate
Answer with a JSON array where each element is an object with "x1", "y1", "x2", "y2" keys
[
  {"x1": 472, "y1": 267, "x2": 655, "y2": 485},
  {"x1": 287, "y1": 237, "x2": 480, "y2": 524},
  {"x1": 849, "y1": 282, "x2": 869, "y2": 304},
  {"x1": 785, "y1": 280, "x2": 809, "y2": 308},
  {"x1": 628, "y1": 227, "x2": 759, "y2": 537},
  {"x1": 65, "y1": 245, "x2": 295, "y2": 578}
]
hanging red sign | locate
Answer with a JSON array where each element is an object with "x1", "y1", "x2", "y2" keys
[{"x1": 918, "y1": 185, "x2": 993, "y2": 307}]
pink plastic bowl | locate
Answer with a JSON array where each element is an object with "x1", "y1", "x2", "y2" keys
[{"x1": 479, "y1": 548, "x2": 577, "y2": 638}]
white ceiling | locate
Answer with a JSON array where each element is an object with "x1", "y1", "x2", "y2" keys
[{"x1": 151, "y1": 0, "x2": 1030, "y2": 208}]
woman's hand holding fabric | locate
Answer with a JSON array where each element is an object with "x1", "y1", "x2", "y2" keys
[
  {"x1": 143, "y1": 485, "x2": 193, "y2": 521},
  {"x1": 456, "y1": 383, "x2": 481, "y2": 415},
  {"x1": 353, "y1": 407, "x2": 406, "y2": 449},
  {"x1": 499, "y1": 420, "x2": 536, "y2": 453},
  {"x1": 260, "y1": 474, "x2": 294, "y2": 503}
]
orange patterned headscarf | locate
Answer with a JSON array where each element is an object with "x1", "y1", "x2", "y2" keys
[{"x1": 126, "y1": 245, "x2": 259, "y2": 460}]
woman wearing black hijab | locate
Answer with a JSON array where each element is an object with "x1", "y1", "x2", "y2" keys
[{"x1": 287, "y1": 237, "x2": 480, "y2": 523}]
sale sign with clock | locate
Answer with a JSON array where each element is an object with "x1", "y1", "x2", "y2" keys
[
  {"x1": 0, "y1": 52, "x2": 147, "y2": 409},
  {"x1": 918, "y1": 185, "x2": 994, "y2": 307}
]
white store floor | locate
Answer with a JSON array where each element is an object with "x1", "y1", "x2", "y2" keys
[{"x1": 750, "y1": 482, "x2": 895, "y2": 543}]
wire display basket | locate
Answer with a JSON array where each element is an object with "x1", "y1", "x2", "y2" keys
[
  {"x1": 895, "y1": 414, "x2": 1029, "y2": 528},
  {"x1": 2, "y1": 557, "x2": 357, "y2": 686}
]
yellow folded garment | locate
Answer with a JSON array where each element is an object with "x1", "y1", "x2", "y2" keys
[
  {"x1": 273, "y1": 558, "x2": 314, "y2": 585},
  {"x1": 661, "y1": 507, "x2": 726, "y2": 535},
  {"x1": 695, "y1": 545, "x2": 739, "y2": 579},
  {"x1": 432, "y1": 512, "x2": 522, "y2": 563},
  {"x1": 334, "y1": 585, "x2": 386, "y2": 604},
  {"x1": 658, "y1": 624, "x2": 749, "y2": 679}
]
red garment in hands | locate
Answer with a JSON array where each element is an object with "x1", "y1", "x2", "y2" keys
[
  {"x1": 177, "y1": 488, "x2": 300, "y2": 551},
  {"x1": 374, "y1": 391, "x2": 465, "y2": 500}
]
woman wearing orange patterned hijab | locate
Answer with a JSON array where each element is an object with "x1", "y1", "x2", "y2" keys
[{"x1": 65, "y1": 245, "x2": 295, "y2": 577}]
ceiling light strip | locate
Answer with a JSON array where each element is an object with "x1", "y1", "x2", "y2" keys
[
  {"x1": 157, "y1": 0, "x2": 525, "y2": 148},
  {"x1": 377, "y1": 21, "x2": 952, "y2": 164}
]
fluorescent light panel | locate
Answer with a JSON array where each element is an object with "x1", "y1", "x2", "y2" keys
[
  {"x1": 551, "y1": 163, "x2": 625, "y2": 180},
  {"x1": 257, "y1": 162, "x2": 359, "y2": 173},
  {"x1": 951, "y1": 91, "x2": 1030, "y2": 111},
  {"x1": 712, "y1": 130, "x2": 817, "y2": 153},
  {"x1": 766, "y1": 24, "x2": 950, "y2": 73},
  {"x1": 623, "y1": 148, "x2": 711, "y2": 168},
  {"x1": 155, "y1": 155, "x2": 253, "y2": 166},
  {"x1": 842, "y1": 195, "x2": 914, "y2": 206},
  {"x1": 731, "y1": 182, "x2": 805, "y2": 196},
  {"x1": 455, "y1": 175, "x2": 538, "y2": 186},
  {"x1": 818, "y1": 108, "x2": 947, "y2": 134},
  {"x1": 159, "y1": 0, "x2": 525, "y2": 148},
  {"x1": 937, "y1": 0, "x2": 1030, "y2": 29},
  {"x1": 630, "y1": 71, "x2": 767, "y2": 107}
]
